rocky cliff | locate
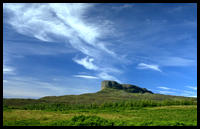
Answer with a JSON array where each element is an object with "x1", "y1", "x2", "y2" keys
[{"x1": 101, "y1": 80, "x2": 153, "y2": 94}]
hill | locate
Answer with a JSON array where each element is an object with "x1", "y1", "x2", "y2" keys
[
  {"x1": 3, "y1": 80, "x2": 196, "y2": 107},
  {"x1": 101, "y1": 80, "x2": 153, "y2": 93},
  {"x1": 3, "y1": 80, "x2": 197, "y2": 126}
]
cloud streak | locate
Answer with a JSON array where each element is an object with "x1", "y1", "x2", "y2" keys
[
  {"x1": 3, "y1": 65, "x2": 15, "y2": 75},
  {"x1": 73, "y1": 75, "x2": 98, "y2": 79},
  {"x1": 185, "y1": 86, "x2": 197, "y2": 90},
  {"x1": 157, "y1": 86, "x2": 172, "y2": 90},
  {"x1": 97, "y1": 72, "x2": 121, "y2": 83},
  {"x1": 3, "y1": 76, "x2": 95, "y2": 98},
  {"x1": 158, "y1": 57, "x2": 195, "y2": 67},
  {"x1": 155, "y1": 85, "x2": 197, "y2": 97},
  {"x1": 73, "y1": 56, "x2": 98, "y2": 70},
  {"x1": 3, "y1": 3, "x2": 115, "y2": 58},
  {"x1": 157, "y1": 90, "x2": 175, "y2": 94},
  {"x1": 3, "y1": 3, "x2": 121, "y2": 82},
  {"x1": 111, "y1": 4, "x2": 134, "y2": 11},
  {"x1": 137, "y1": 63, "x2": 161, "y2": 72}
]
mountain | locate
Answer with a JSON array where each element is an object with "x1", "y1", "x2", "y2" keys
[
  {"x1": 101, "y1": 80, "x2": 153, "y2": 93},
  {"x1": 3, "y1": 80, "x2": 196, "y2": 107},
  {"x1": 39, "y1": 80, "x2": 194, "y2": 104}
]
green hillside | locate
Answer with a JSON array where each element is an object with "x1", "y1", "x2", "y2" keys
[
  {"x1": 3, "y1": 81, "x2": 197, "y2": 108},
  {"x1": 3, "y1": 81, "x2": 197, "y2": 126},
  {"x1": 39, "y1": 87, "x2": 196, "y2": 104}
]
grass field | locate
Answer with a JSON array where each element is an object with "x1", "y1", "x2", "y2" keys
[
  {"x1": 3, "y1": 87, "x2": 197, "y2": 126},
  {"x1": 3, "y1": 105, "x2": 197, "y2": 126}
]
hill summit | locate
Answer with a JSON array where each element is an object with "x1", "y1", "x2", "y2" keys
[{"x1": 101, "y1": 80, "x2": 153, "y2": 94}]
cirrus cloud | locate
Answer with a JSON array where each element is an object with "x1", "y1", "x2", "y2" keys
[
  {"x1": 73, "y1": 75, "x2": 98, "y2": 79},
  {"x1": 137, "y1": 63, "x2": 162, "y2": 72}
]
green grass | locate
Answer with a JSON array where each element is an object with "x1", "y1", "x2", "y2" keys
[
  {"x1": 3, "y1": 88, "x2": 197, "y2": 107},
  {"x1": 3, "y1": 98, "x2": 197, "y2": 112},
  {"x1": 3, "y1": 105, "x2": 197, "y2": 126},
  {"x1": 3, "y1": 88, "x2": 197, "y2": 111},
  {"x1": 3, "y1": 87, "x2": 197, "y2": 126}
]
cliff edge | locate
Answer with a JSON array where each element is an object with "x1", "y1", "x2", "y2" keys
[{"x1": 101, "y1": 80, "x2": 153, "y2": 94}]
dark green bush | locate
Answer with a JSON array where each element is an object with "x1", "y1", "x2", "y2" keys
[
  {"x1": 69, "y1": 115, "x2": 113, "y2": 126},
  {"x1": 3, "y1": 99, "x2": 197, "y2": 111},
  {"x1": 4, "y1": 119, "x2": 40, "y2": 126}
]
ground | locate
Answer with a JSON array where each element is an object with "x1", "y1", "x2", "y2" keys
[{"x1": 3, "y1": 105, "x2": 197, "y2": 126}]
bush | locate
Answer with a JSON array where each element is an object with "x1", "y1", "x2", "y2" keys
[
  {"x1": 69, "y1": 115, "x2": 113, "y2": 126},
  {"x1": 4, "y1": 99, "x2": 197, "y2": 112},
  {"x1": 4, "y1": 119, "x2": 40, "y2": 126}
]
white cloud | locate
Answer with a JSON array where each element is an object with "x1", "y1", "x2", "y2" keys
[
  {"x1": 97, "y1": 72, "x2": 121, "y2": 83},
  {"x1": 4, "y1": 41, "x2": 76, "y2": 56},
  {"x1": 3, "y1": 65, "x2": 15, "y2": 75},
  {"x1": 157, "y1": 86, "x2": 171, "y2": 90},
  {"x1": 182, "y1": 90, "x2": 195, "y2": 94},
  {"x1": 185, "y1": 86, "x2": 197, "y2": 90},
  {"x1": 179, "y1": 90, "x2": 197, "y2": 97},
  {"x1": 157, "y1": 86, "x2": 178, "y2": 91},
  {"x1": 3, "y1": 3, "x2": 121, "y2": 81},
  {"x1": 3, "y1": 80, "x2": 8, "y2": 83},
  {"x1": 137, "y1": 63, "x2": 161, "y2": 72},
  {"x1": 111, "y1": 4, "x2": 134, "y2": 11},
  {"x1": 188, "y1": 96, "x2": 197, "y2": 98},
  {"x1": 73, "y1": 75, "x2": 98, "y2": 79},
  {"x1": 101, "y1": 67, "x2": 122, "y2": 74},
  {"x1": 157, "y1": 90, "x2": 175, "y2": 94},
  {"x1": 73, "y1": 56, "x2": 98, "y2": 70},
  {"x1": 154, "y1": 85, "x2": 197, "y2": 97},
  {"x1": 3, "y1": 76, "x2": 95, "y2": 98},
  {"x1": 3, "y1": 3, "x2": 115, "y2": 58},
  {"x1": 3, "y1": 77, "x2": 60, "y2": 98},
  {"x1": 159, "y1": 57, "x2": 195, "y2": 67}
]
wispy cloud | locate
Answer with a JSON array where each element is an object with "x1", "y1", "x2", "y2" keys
[
  {"x1": 3, "y1": 77, "x2": 62, "y2": 98},
  {"x1": 154, "y1": 85, "x2": 197, "y2": 97},
  {"x1": 3, "y1": 65, "x2": 15, "y2": 75},
  {"x1": 167, "y1": 4, "x2": 196, "y2": 14},
  {"x1": 73, "y1": 75, "x2": 98, "y2": 79},
  {"x1": 185, "y1": 86, "x2": 197, "y2": 90},
  {"x1": 157, "y1": 90, "x2": 175, "y2": 94},
  {"x1": 3, "y1": 3, "x2": 121, "y2": 82},
  {"x1": 157, "y1": 86, "x2": 172, "y2": 90},
  {"x1": 4, "y1": 41, "x2": 76, "y2": 56},
  {"x1": 180, "y1": 90, "x2": 197, "y2": 97},
  {"x1": 3, "y1": 3, "x2": 115, "y2": 58},
  {"x1": 73, "y1": 56, "x2": 98, "y2": 70},
  {"x1": 155, "y1": 86, "x2": 176, "y2": 95},
  {"x1": 111, "y1": 4, "x2": 134, "y2": 11},
  {"x1": 97, "y1": 72, "x2": 121, "y2": 83},
  {"x1": 158, "y1": 57, "x2": 195, "y2": 67},
  {"x1": 156, "y1": 89, "x2": 196, "y2": 97},
  {"x1": 3, "y1": 80, "x2": 8, "y2": 83},
  {"x1": 3, "y1": 76, "x2": 95, "y2": 98},
  {"x1": 137, "y1": 63, "x2": 161, "y2": 72}
]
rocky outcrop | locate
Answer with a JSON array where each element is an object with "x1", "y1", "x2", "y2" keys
[{"x1": 101, "y1": 80, "x2": 153, "y2": 94}]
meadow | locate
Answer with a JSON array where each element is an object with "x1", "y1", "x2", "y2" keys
[
  {"x1": 3, "y1": 100, "x2": 197, "y2": 126},
  {"x1": 3, "y1": 88, "x2": 197, "y2": 126}
]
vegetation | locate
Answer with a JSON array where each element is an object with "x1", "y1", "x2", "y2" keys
[
  {"x1": 3, "y1": 86, "x2": 197, "y2": 126},
  {"x1": 3, "y1": 88, "x2": 196, "y2": 106},
  {"x1": 3, "y1": 105, "x2": 197, "y2": 126},
  {"x1": 3, "y1": 99, "x2": 197, "y2": 111}
]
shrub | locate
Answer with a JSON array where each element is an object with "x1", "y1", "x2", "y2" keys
[{"x1": 69, "y1": 115, "x2": 113, "y2": 126}]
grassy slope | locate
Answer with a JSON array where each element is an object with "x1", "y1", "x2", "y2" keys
[
  {"x1": 3, "y1": 88, "x2": 197, "y2": 126},
  {"x1": 3, "y1": 88, "x2": 196, "y2": 107},
  {"x1": 3, "y1": 105, "x2": 197, "y2": 126}
]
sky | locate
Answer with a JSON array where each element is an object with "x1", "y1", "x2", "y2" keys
[{"x1": 3, "y1": 3, "x2": 197, "y2": 98}]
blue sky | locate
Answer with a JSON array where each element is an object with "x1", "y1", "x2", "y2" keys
[{"x1": 3, "y1": 3, "x2": 197, "y2": 98}]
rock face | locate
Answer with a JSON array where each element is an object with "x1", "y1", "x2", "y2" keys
[
  {"x1": 101, "y1": 80, "x2": 153, "y2": 94},
  {"x1": 101, "y1": 80, "x2": 121, "y2": 89}
]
